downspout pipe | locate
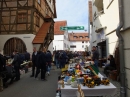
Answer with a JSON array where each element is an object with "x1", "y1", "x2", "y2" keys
[{"x1": 116, "y1": 0, "x2": 126, "y2": 97}]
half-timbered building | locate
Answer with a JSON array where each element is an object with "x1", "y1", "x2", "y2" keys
[{"x1": 0, "y1": 0, "x2": 57, "y2": 55}]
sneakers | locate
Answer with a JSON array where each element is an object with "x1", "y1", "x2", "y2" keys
[{"x1": 47, "y1": 72, "x2": 50, "y2": 76}]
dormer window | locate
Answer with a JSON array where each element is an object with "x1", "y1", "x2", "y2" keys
[
  {"x1": 85, "y1": 36, "x2": 88, "y2": 38},
  {"x1": 74, "y1": 36, "x2": 77, "y2": 39},
  {"x1": 79, "y1": 36, "x2": 83, "y2": 39}
]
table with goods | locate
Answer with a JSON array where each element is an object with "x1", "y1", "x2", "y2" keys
[{"x1": 57, "y1": 58, "x2": 117, "y2": 97}]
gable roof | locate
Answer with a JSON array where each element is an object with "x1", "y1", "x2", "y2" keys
[
  {"x1": 54, "y1": 20, "x2": 67, "y2": 35},
  {"x1": 68, "y1": 33, "x2": 89, "y2": 41}
]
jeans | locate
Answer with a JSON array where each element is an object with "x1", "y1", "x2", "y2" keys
[
  {"x1": 94, "y1": 60, "x2": 99, "y2": 71},
  {"x1": 55, "y1": 59, "x2": 59, "y2": 68},
  {"x1": 35, "y1": 67, "x2": 40, "y2": 78},
  {"x1": 47, "y1": 63, "x2": 51, "y2": 73}
]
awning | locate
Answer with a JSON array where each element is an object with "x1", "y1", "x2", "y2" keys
[
  {"x1": 94, "y1": 0, "x2": 103, "y2": 11},
  {"x1": 95, "y1": 26, "x2": 107, "y2": 33},
  {"x1": 32, "y1": 22, "x2": 52, "y2": 44}
]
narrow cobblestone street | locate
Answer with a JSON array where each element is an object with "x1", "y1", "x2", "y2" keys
[
  {"x1": 0, "y1": 68, "x2": 61, "y2": 97},
  {"x1": 0, "y1": 67, "x2": 121, "y2": 97}
]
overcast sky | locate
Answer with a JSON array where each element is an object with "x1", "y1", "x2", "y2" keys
[{"x1": 54, "y1": 0, "x2": 89, "y2": 32}]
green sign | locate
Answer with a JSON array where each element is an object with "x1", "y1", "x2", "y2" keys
[{"x1": 60, "y1": 26, "x2": 84, "y2": 31}]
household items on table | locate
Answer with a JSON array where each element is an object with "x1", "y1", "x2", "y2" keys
[{"x1": 58, "y1": 62, "x2": 110, "y2": 89}]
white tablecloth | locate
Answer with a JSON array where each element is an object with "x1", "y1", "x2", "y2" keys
[{"x1": 61, "y1": 73, "x2": 117, "y2": 97}]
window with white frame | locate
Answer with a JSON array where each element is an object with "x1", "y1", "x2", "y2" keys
[
  {"x1": 82, "y1": 45, "x2": 84, "y2": 48},
  {"x1": 80, "y1": 36, "x2": 83, "y2": 39}
]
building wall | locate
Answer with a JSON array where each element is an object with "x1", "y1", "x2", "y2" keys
[
  {"x1": 53, "y1": 35, "x2": 64, "y2": 50},
  {"x1": 0, "y1": 34, "x2": 35, "y2": 54},
  {"x1": 48, "y1": 41, "x2": 53, "y2": 54},
  {"x1": 106, "y1": 32, "x2": 118, "y2": 55},
  {"x1": 0, "y1": 0, "x2": 55, "y2": 55},
  {"x1": 123, "y1": 0, "x2": 130, "y2": 96},
  {"x1": 69, "y1": 41, "x2": 89, "y2": 51},
  {"x1": 123, "y1": 0, "x2": 130, "y2": 29},
  {"x1": 91, "y1": 0, "x2": 119, "y2": 57},
  {"x1": 64, "y1": 31, "x2": 69, "y2": 50},
  {"x1": 122, "y1": 29, "x2": 130, "y2": 97}
]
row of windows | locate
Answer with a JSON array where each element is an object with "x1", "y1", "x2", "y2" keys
[
  {"x1": 73, "y1": 36, "x2": 88, "y2": 39},
  {"x1": 69, "y1": 45, "x2": 87, "y2": 48}
]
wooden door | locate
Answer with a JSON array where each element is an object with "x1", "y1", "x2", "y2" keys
[{"x1": 4, "y1": 37, "x2": 26, "y2": 56}]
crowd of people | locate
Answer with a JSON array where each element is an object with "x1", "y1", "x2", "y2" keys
[
  {"x1": 0, "y1": 46, "x2": 117, "y2": 89},
  {"x1": 0, "y1": 49, "x2": 30, "y2": 88}
]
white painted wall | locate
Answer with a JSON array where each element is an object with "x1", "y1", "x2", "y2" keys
[
  {"x1": 53, "y1": 31, "x2": 70, "y2": 51},
  {"x1": 69, "y1": 41, "x2": 89, "y2": 51},
  {"x1": 91, "y1": 0, "x2": 119, "y2": 57},
  {"x1": 64, "y1": 31, "x2": 69, "y2": 50},
  {"x1": 0, "y1": 34, "x2": 54, "y2": 55},
  {"x1": 0, "y1": 34, "x2": 35, "y2": 54},
  {"x1": 53, "y1": 35, "x2": 64, "y2": 50}
]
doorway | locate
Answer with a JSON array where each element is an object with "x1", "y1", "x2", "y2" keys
[{"x1": 4, "y1": 37, "x2": 26, "y2": 56}]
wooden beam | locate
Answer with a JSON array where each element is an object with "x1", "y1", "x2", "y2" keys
[{"x1": 0, "y1": 0, "x2": 3, "y2": 34}]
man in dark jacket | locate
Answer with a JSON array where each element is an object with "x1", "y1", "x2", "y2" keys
[
  {"x1": 35, "y1": 51, "x2": 42, "y2": 79},
  {"x1": 24, "y1": 50, "x2": 30, "y2": 61},
  {"x1": 55, "y1": 51, "x2": 60, "y2": 69},
  {"x1": 0, "y1": 53, "x2": 6, "y2": 73},
  {"x1": 30, "y1": 47, "x2": 38, "y2": 77},
  {"x1": 40, "y1": 48, "x2": 47, "y2": 81},
  {"x1": 12, "y1": 49, "x2": 20, "y2": 81},
  {"x1": 92, "y1": 46, "x2": 99, "y2": 70},
  {"x1": 46, "y1": 50, "x2": 52, "y2": 75},
  {"x1": 59, "y1": 51, "x2": 66, "y2": 69},
  {"x1": 104, "y1": 55, "x2": 116, "y2": 77}
]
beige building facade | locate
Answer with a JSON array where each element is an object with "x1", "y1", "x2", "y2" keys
[{"x1": 0, "y1": 0, "x2": 57, "y2": 55}]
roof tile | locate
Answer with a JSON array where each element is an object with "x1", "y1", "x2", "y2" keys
[
  {"x1": 68, "y1": 33, "x2": 89, "y2": 41},
  {"x1": 54, "y1": 21, "x2": 67, "y2": 35}
]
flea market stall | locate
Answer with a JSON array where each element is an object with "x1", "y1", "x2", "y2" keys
[{"x1": 57, "y1": 58, "x2": 117, "y2": 97}]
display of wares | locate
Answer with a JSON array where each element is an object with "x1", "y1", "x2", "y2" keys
[{"x1": 59, "y1": 58, "x2": 110, "y2": 89}]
